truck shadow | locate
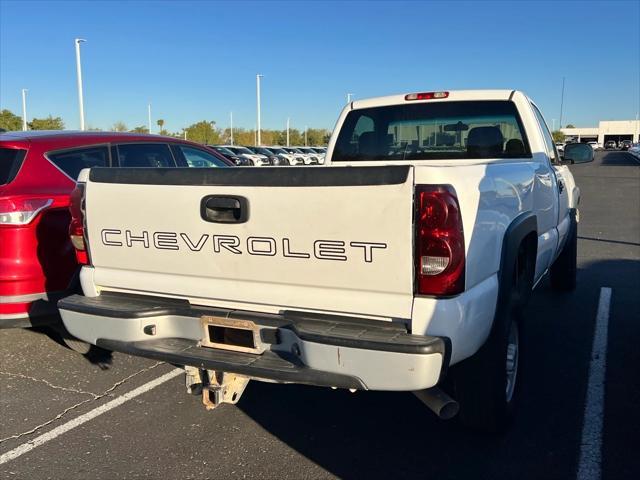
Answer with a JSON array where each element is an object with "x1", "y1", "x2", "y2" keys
[
  {"x1": 597, "y1": 151, "x2": 639, "y2": 167},
  {"x1": 235, "y1": 258, "x2": 639, "y2": 480}
]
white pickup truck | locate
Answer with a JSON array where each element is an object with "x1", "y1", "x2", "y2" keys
[{"x1": 59, "y1": 90, "x2": 593, "y2": 431}]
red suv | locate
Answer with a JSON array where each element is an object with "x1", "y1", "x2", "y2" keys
[{"x1": 0, "y1": 131, "x2": 232, "y2": 329}]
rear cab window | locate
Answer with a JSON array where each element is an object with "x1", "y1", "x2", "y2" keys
[
  {"x1": 0, "y1": 148, "x2": 27, "y2": 185},
  {"x1": 47, "y1": 146, "x2": 110, "y2": 181},
  {"x1": 332, "y1": 100, "x2": 531, "y2": 161}
]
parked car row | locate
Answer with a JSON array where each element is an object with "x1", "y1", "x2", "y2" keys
[
  {"x1": 604, "y1": 139, "x2": 633, "y2": 150},
  {"x1": 558, "y1": 140, "x2": 636, "y2": 153},
  {"x1": 629, "y1": 143, "x2": 640, "y2": 159},
  {"x1": 210, "y1": 145, "x2": 326, "y2": 166}
]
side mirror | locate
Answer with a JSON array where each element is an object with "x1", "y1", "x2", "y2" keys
[{"x1": 563, "y1": 143, "x2": 594, "y2": 164}]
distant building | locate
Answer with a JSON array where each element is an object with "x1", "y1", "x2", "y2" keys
[{"x1": 561, "y1": 120, "x2": 639, "y2": 144}]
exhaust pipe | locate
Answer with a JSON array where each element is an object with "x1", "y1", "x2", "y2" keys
[{"x1": 413, "y1": 387, "x2": 459, "y2": 420}]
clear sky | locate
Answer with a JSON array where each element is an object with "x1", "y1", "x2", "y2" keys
[{"x1": 1, "y1": 0, "x2": 638, "y2": 132}]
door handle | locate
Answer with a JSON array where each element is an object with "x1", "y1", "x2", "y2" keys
[{"x1": 201, "y1": 195, "x2": 249, "y2": 224}]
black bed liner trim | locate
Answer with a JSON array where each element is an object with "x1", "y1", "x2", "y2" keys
[
  {"x1": 88, "y1": 165, "x2": 411, "y2": 187},
  {"x1": 96, "y1": 337, "x2": 365, "y2": 390},
  {"x1": 59, "y1": 292, "x2": 446, "y2": 356}
]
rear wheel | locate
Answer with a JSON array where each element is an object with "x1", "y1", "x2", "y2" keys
[
  {"x1": 550, "y1": 212, "x2": 577, "y2": 291},
  {"x1": 450, "y1": 243, "x2": 531, "y2": 432}
]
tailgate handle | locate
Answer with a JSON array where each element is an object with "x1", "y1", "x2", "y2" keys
[{"x1": 201, "y1": 195, "x2": 249, "y2": 224}]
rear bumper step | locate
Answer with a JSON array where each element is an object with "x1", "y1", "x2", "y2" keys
[
  {"x1": 97, "y1": 337, "x2": 365, "y2": 390},
  {"x1": 59, "y1": 292, "x2": 449, "y2": 391}
]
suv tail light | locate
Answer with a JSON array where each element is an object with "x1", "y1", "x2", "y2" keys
[
  {"x1": 0, "y1": 197, "x2": 53, "y2": 225},
  {"x1": 69, "y1": 183, "x2": 88, "y2": 265},
  {"x1": 415, "y1": 185, "x2": 465, "y2": 296}
]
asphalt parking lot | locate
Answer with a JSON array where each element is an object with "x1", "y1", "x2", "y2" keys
[{"x1": 0, "y1": 150, "x2": 638, "y2": 480}]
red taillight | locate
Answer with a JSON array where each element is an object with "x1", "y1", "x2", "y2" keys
[
  {"x1": 69, "y1": 183, "x2": 88, "y2": 265},
  {"x1": 415, "y1": 185, "x2": 465, "y2": 296},
  {"x1": 405, "y1": 91, "x2": 449, "y2": 101},
  {"x1": 0, "y1": 197, "x2": 53, "y2": 225}
]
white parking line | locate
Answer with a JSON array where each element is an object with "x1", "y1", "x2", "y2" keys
[
  {"x1": 0, "y1": 368, "x2": 182, "y2": 465},
  {"x1": 577, "y1": 287, "x2": 612, "y2": 480}
]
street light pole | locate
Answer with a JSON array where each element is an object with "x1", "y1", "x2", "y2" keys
[
  {"x1": 147, "y1": 104, "x2": 152, "y2": 133},
  {"x1": 256, "y1": 74, "x2": 263, "y2": 146},
  {"x1": 286, "y1": 117, "x2": 290, "y2": 147},
  {"x1": 304, "y1": 126, "x2": 308, "y2": 146},
  {"x1": 21, "y1": 89, "x2": 28, "y2": 131},
  {"x1": 74, "y1": 38, "x2": 86, "y2": 131},
  {"x1": 559, "y1": 77, "x2": 565, "y2": 129},
  {"x1": 552, "y1": 119, "x2": 556, "y2": 131},
  {"x1": 230, "y1": 111, "x2": 234, "y2": 145}
]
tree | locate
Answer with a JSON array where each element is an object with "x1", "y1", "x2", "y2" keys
[
  {"x1": 565, "y1": 124, "x2": 575, "y2": 129},
  {"x1": 28, "y1": 116, "x2": 64, "y2": 130},
  {"x1": 305, "y1": 128, "x2": 331, "y2": 146},
  {"x1": 130, "y1": 125, "x2": 149, "y2": 133},
  {"x1": 0, "y1": 109, "x2": 22, "y2": 131},
  {"x1": 112, "y1": 121, "x2": 128, "y2": 132},
  {"x1": 232, "y1": 128, "x2": 256, "y2": 146},
  {"x1": 157, "y1": 119, "x2": 165, "y2": 133},
  {"x1": 552, "y1": 130, "x2": 565, "y2": 143},
  {"x1": 287, "y1": 128, "x2": 304, "y2": 146},
  {"x1": 184, "y1": 120, "x2": 221, "y2": 144}
]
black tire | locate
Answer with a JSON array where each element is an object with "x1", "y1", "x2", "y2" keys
[
  {"x1": 62, "y1": 336, "x2": 92, "y2": 355},
  {"x1": 550, "y1": 212, "x2": 577, "y2": 292},
  {"x1": 450, "y1": 243, "x2": 531, "y2": 432},
  {"x1": 56, "y1": 325, "x2": 108, "y2": 356}
]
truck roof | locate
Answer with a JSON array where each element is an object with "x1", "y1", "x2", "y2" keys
[{"x1": 351, "y1": 89, "x2": 517, "y2": 110}]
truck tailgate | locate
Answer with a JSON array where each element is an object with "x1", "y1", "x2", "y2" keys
[{"x1": 84, "y1": 166, "x2": 415, "y2": 319}]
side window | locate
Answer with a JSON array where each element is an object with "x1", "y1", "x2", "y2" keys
[
  {"x1": 532, "y1": 105, "x2": 559, "y2": 164},
  {"x1": 175, "y1": 145, "x2": 227, "y2": 168},
  {"x1": 48, "y1": 146, "x2": 109, "y2": 180},
  {"x1": 116, "y1": 143, "x2": 176, "y2": 167},
  {"x1": 0, "y1": 148, "x2": 27, "y2": 185}
]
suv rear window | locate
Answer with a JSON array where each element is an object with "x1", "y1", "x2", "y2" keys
[
  {"x1": 0, "y1": 148, "x2": 27, "y2": 185},
  {"x1": 116, "y1": 143, "x2": 176, "y2": 167},
  {"x1": 332, "y1": 100, "x2": 531, "y2": 161},
  {"x1": 48, "y1": 146, "x2": 109, "y2": 181}
]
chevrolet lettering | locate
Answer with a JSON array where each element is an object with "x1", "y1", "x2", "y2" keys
[{"x1": 100, "y1": 229, "x2": 387, "y2": 262}]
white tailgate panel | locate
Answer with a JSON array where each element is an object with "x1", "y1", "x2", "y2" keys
[{"x1": 85, "y1": 175, "x2": 415, "y2": 318}]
